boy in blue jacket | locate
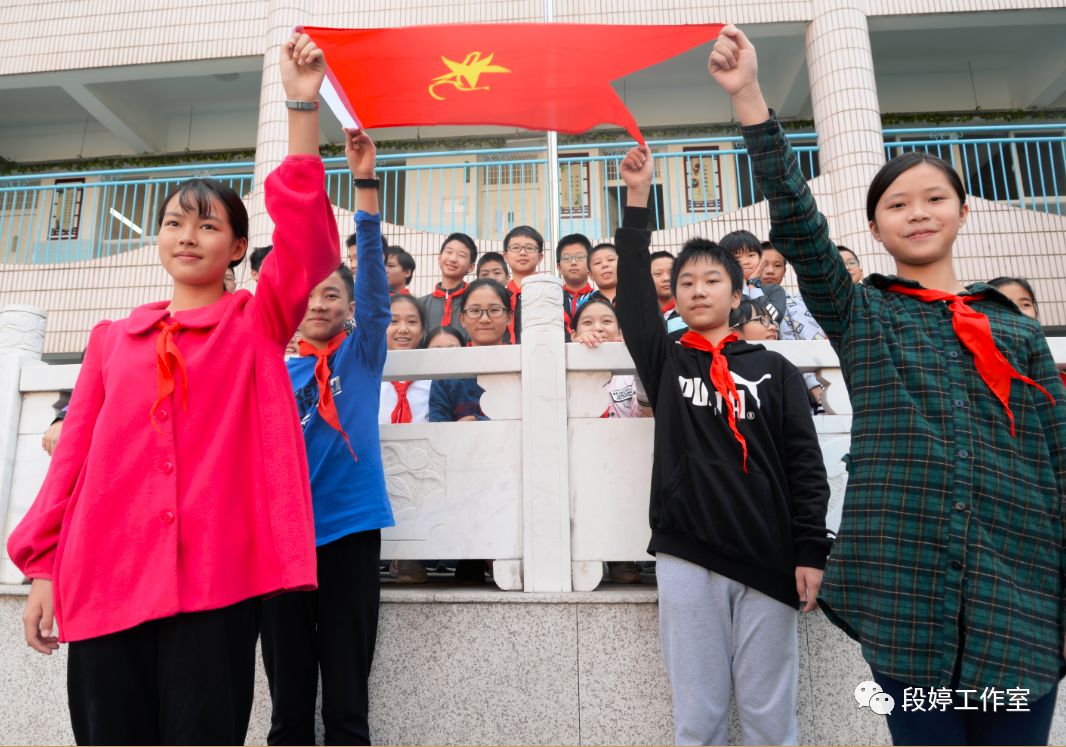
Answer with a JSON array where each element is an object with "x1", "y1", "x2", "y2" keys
[{"x1": 260, "y1": 129, "x2": 393, "y2": 746}]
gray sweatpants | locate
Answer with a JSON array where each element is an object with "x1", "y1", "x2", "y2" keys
[{"x1": 657, "y1": 553, "x2": 799, "y2": 746}]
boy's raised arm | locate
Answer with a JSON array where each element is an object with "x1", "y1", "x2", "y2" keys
[
  {"x1": 346, "y1": 129, "x2": 391, "y2": 371},
  {"x1": 614, "y1": 146, "x2": 672, "y2": 404}
]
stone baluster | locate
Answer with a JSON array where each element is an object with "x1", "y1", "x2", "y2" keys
[{"x1": 0, "y1": 305, "x2": 47, "y2": 583}]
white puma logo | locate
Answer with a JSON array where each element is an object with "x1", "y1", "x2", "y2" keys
[{"x1": 729, "y1": 372, "x2": 771, "y2": 410}]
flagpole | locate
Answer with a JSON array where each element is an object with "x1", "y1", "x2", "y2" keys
[{"x1": 544, "y1": 0, "x2": 561, "y2": 254}]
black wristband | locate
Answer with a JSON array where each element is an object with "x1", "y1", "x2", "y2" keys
[{"x1": 352, "y1": 177, "x2": 380, "y2": 189}]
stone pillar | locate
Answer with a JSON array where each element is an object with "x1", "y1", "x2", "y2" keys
[
  {"x1": 806, "y1": 0, "x2": 884, "y2": 247},
  {"x1": 0, "y1": 305, "x2": 47, "y2": 583},
  {"x1": 248, "y1": 1, "x2": 310, "y2": 247},
  {"x1": 518, "y1": 275, "x2": 572, "y2": 592}
]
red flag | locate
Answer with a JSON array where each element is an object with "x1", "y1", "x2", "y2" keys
[{"x1": 302, "y1": 23, "x2": 723, "y2": 145}]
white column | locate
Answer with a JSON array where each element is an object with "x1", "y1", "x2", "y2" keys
[
  {"x1": 806, "y1": 0, "x2": 884, "y2": 248},
  {"x1": 248, "y1": 1, "x2": 311, "y2": 248},
  {"x1": 518, "y1": 276, "x2": 571, "y2": 591},
  {"x1": 0, "y1": 305, "x2": 47, "y2": 583}
]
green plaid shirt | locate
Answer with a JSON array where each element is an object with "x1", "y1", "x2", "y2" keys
[{"x1": 743, "y1": 114, "x2": 1066, "y2": 698}]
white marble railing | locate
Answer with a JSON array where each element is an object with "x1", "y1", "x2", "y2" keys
[{"x1": 4, "y1": 286, "x2": 1064, "y2": 593}]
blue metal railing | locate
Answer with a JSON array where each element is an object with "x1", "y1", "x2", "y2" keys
[
  {"x1": 883, "y1": 124, "x2": 1066, "y2": 215},
  {"x1": 2, "y1": 125, "x2": 1064, "y2": 265},
  {"x1": 0, "y1": 162, "x2": 253, "y2": 265}
]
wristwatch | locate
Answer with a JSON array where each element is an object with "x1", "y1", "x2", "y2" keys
[{"x1": 285, "y1": 99, "x2": 319, "y2": 111}]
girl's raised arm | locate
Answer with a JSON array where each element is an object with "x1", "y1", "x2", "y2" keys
[
  {"x1": 255, "y1": 33, "x2": 341, "y2": 345},
  {"x1": 708, "y1": 26, "x2": 855, "y2": 343}
]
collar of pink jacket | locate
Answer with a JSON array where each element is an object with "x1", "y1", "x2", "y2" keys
[{"x1": 125, "y1": 291, "x2": 244, "y2": 335}]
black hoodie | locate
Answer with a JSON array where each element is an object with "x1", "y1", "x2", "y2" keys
[{"x1": 615, "y1": 207, "x2": 833, "y2": 608}]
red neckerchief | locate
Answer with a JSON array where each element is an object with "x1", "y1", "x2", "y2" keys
[
  {"x1": 566, "y1": 282, "x2": 594, "y2": 318},
  {"x1": 298, "y1": 331, "x2": 358, "y2": 460},
  {"x1": 661, "y1": 299, "x2": 677, "y2": 314},
  {"x1": 886, "y1": 283, "x2": 1055, "y2": 436},
  {"x1": 151, "y1": 319, "x2": 188, "y2": 431},
  {"x1": 390, "y1": 381, "x2": 412, "y2": 424},
  {"x1": 506, "y1": 279, "x2": 522, "y2": 342},
  {"x1": 396, "y1": 288, "x2": 411, "y2": 296},
  {"x1": 678, "y1": 331, "x2": 748, "y2": 472},
  {"x1": 1060, "y1": 371, "x2": 1066, "y2": 389},
  {"x1": 431, "y1": 282, "x2": 467, "y2": 326}
]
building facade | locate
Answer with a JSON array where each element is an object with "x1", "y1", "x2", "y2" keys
[{"x1": 1, "y1": 0, "x2": 1064, "y2": 356}]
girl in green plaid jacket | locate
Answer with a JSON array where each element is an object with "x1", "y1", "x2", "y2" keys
[{"x1": 709, "y1": 24, "x2": 1066, "y2": 746}]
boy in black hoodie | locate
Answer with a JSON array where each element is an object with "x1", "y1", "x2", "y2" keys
[{"x1": 615, "y1": 145, "x2": 832, "y2": 746}]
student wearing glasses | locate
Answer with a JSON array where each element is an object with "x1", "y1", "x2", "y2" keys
[
  {"x1": 427, "y1": 279, "x2": 513, "y2": 423},
  {"x1": 729, "y1": 297, "x2": 779, "y2": 342},
  {"x1": 502, "y1": 226, "x2": 544, "y2": 343},
  {"x1": 837, "y1": 245, "x2": 863, "y2": 284},
  {"x1": 557, "y1": 234, "x2": 595, "y2": 330}
]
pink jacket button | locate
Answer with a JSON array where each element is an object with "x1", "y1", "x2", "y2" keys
[
  {"x1": 160, "y1": 511, "x2": 175, "y2": 525},
  {"x1": 162, "y1": 461, "x2": 174, "y2": 474}
]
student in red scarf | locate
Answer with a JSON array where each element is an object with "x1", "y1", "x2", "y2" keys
[
  {"x1": 557, "y1": 233, "x2": 595, "y2": 330},
  {"x1": 419, "y1": 232, "x2": 477, "y2": 337},
  {"x1": 378, "y1": 294, "x2": 430, "y2": 584},
  {"x1": 261, "y1": 127, "x2": 393, "y2": 747},
  {"x1": 7, "y1": 33, "x2": 338, "y2": 745},
  {"x1": 711, "y1": 26, "x2": 1066, "y2": 746},
  {"x1": 502, "y1": 225, "x2": 543, "y2": 343},
  {"x1": 614, "y1": 142, "x2": 831, "y2": 746}
]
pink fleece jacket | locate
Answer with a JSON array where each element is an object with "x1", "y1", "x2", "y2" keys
[{"x1": 7, "y1": 155, "x2": 340, "y2": 642}]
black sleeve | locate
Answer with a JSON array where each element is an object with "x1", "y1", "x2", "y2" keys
[
  {"x1": 780, "y1": 364, "x2": 833, "y2": 569},
  {"x1": 615, "y1": 206, "x2": 673, "y2": 406}
]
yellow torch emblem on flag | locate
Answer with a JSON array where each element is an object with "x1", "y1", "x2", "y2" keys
[{"x1": 428, "y1": 52, "x2": 511, "y2": 100}]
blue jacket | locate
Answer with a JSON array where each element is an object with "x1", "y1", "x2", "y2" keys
[
  {"x1": 428, "y1": 378, "x2": 487, "y2": 422},
  {"x1": 287, "y1": 211, "x2": 395, "y2": 545}
]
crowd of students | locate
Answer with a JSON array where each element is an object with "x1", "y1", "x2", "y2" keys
[{"x1": 14, "y1": 25, "x2": 1066, "y2": 747}]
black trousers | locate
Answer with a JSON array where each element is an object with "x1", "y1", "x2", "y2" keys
[
  {"x1": 261, "y1": 529, "x2": 382, "y2": 746},
  {"x1": 67, "y1": 599, "x2": 261, "y2": 746},
  {"x1": 873, "y1": 669, "x2": 1058, "y2": 746}
]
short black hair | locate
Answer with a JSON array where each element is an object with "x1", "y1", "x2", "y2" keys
[
  {"x1": 718, "y1": 230, "x2": 762, "y2": 256},
  {"x1": 671, "y1": 237, "x2": 743, "y2": 296},
  {"x1": 555, "y1": 233, "x2": 592, "y2": 264},
  {"x1": 441, "y1": 232, "x2": 478, "y2": 265},
  {"x1": 476, "y1": 251, "x2": 510, "y2": 278},
  {"x1": 458, "y1": 277, "x2": 512, "y2": 313},
  {"x1": 346, "y1": 232, "x2": 358, "y2": 249},
  {"x1": 649, "y1": 251, "x2": 675, "y2": 265},
  {"x1": 504, "y1": 225, "x2": 544, "y2": 253},
  {"x1": 588, "y1": 242, "x2": 617, "y2": 265},
  {"x1": 988, "y1": 276, "x2": 1039, "y2": 317},
  {"x1": 426, "y1": 326, "x2": 465, "y2": 347},
  {"x1": 249, "y1": 245, "x2": 273, "y2": 273},
  {"x1": 866, "y1": 151, "x2": 966, "y2": 222},
  {"x1": 333, "y1": 262, "x2": 355, "y2": 302},
  {"x1": 837, "y1": 245, "x2": 859, "y2": 262},
  {"x1": 157, "y1": 177, "x2": 248, "y2": 269},
  {"x1": 385, "y1": 246, "x2": 416, "y2": 285},
  {"x1": 729, "y1": 296, "x2": 775, "y2": 329}
]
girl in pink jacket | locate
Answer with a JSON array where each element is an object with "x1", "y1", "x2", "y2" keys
[{"x1": 7, "y1": 33, "x2": 339, "y2": 746}]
